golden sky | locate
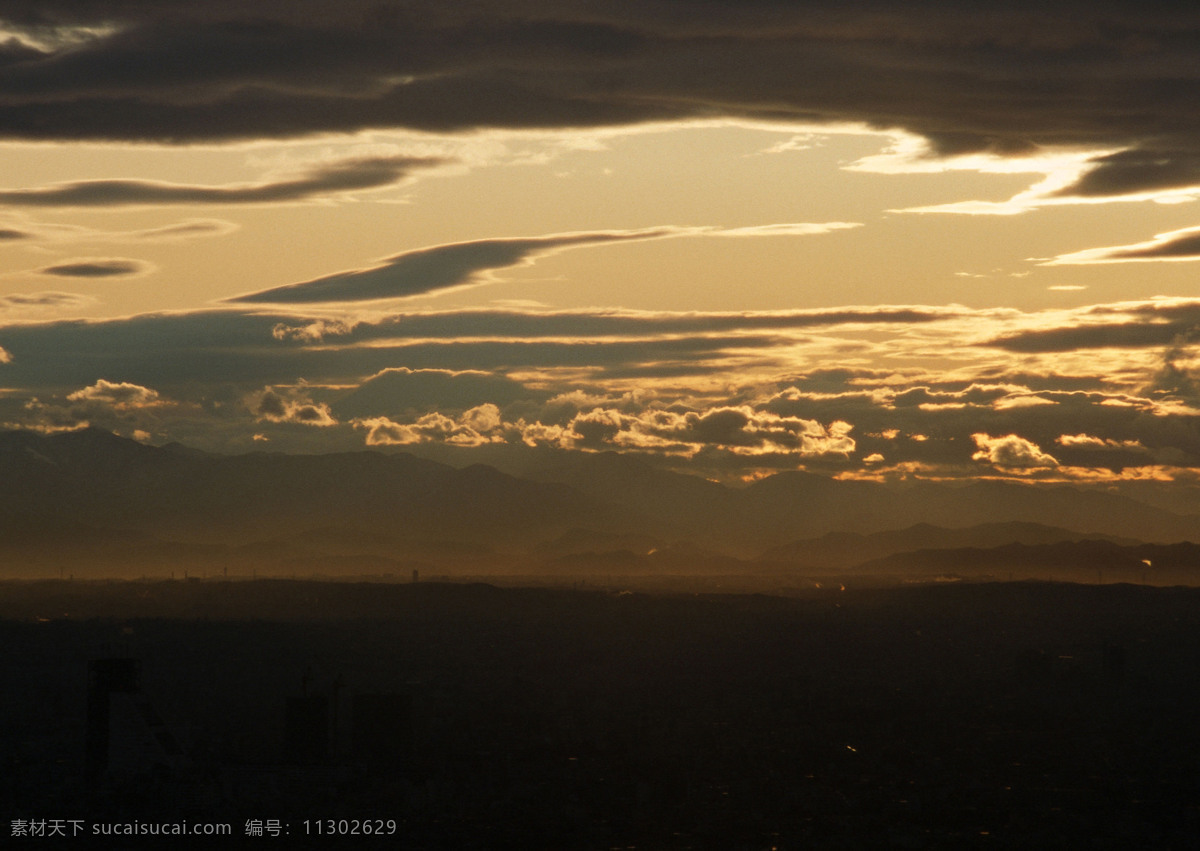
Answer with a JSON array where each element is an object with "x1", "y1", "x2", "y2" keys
[{"x1": 3, "y1": 2, "x2": 1200, "y2": 488}]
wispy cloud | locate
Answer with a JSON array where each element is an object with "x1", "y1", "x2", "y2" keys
[
  {"x1": 0, "y1": 155, "x2": 446, "y2": 208},
  {"x1": 1045, "y1": 226, "x2": 1200, "y2": 265},
  {"x1": 0, "y1": 216, "x2": 238, "y2": 245},
  {"x1": 230, "y1": 222, "x2": 860, "y2": 304},
  {"x1": 0, "y1": 292, "x2": 91, "y2": 311},
  {"x1": 130, "y1": 219, "x2": 240, "y2": 241},
  {"x1": 711, "y1": 222, "x2": 861, "y2": 238},
  {"x1": 230, "y1": 229, "x2": 682, "y2": 304},
  {"x1": 271, "y1": 304, "x2": 954, "y2": 345},
  {"x1": 882, "y1": 143, "x2": 1200, "y2": 216}
]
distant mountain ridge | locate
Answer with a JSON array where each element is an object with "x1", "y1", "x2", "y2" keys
[
  {"x1": 1, "y1": 428, "x2": 1198, "y2": 579},
  {"x1": 761, "y1": 522, "x2": 1142, "y2": 569},
  {"x1": 0, "y1": 427, "x2": 601, "y2": 547},
  {"x1": 494, "y1": 450, "x2": 1200, "y2": 550}
]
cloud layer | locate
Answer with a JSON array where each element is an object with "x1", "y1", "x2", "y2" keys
[
  {"x1": 0, "y1": 3, "x2": 1198, "y2": 200},
  {"x1": 1, "y1": 297, "x2": 1198, "y2": 487}
]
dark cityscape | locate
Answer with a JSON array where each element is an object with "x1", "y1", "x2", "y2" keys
[{"x1": 4, "y1": 577, "x2": 1200, "y2": 848}]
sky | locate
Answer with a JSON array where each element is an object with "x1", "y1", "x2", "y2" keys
[{"x1": 2, "y1": 1, "x2": 1200, "y2": 486}]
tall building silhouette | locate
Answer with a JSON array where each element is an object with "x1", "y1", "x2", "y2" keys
[{"x1": 85, "y1": 657, "x2": 184, "y2": 785}]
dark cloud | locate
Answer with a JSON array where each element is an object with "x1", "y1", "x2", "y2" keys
[
  {"x1": 0, "y1": 227, "x2": 30, "y2": 240},
  {"x1": 250, "y1": 386, "x2": 336, "y2": 426},
  {"x1": 1054, "y1": 149, "x2": 1200, "y2": 199},
  {"x1": 1052, "y1": 226, "x2": 1200, "y2": 264},
  {"x1": 38, "y1": 257, "x2": 147, "y2": 277},
  {"x1": 313, "y1": 334, "x2": 786, "y2": 379},
  {"x1": 254, "y1": 388, "x2": 288, "y2": 419},
  {"x1": 1053, "y1": 433, "x2": 1153, "y2": 470},
  {"x1": 0, "y1": 3, "x2": 1197, "y2": 197},
  {"x1": 0, "y1": 155, "x2": 445, "y2": 207},
  {"x1": 230, "y1": 229, "x2": 680, "y2": 304},
  {"x1": 891, "y1": 385, "x2": 1010, "y2": 408},
  {"x1": 681, "y1": 408, "x2": 757, "y2": 448},
  {"x1": 971, "y1": 433, "x2": 1058, "y2": 470},
  {"x1": 0, "y1": 308, "x2": 786, "y2": 391},
  {"x1": 568, "y1": 409, "x2": 625, "y2": 448},
  {"x1": 1141, "y1": 335, "x2": 1200, "y2": 401},
  {"x1": 985, "y1": 322, "x2": 1186, "y2": 353},
  {"x1": 1112, "y1": 231, "x2": 1200, "y2": 260},
  {"x1": 0, "y1": 310, "x2": 300, "y2": 389}
]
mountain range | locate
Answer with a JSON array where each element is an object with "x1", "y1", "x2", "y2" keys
[{"x1": 1, "y1": 427, "x2": 1198, "y2": 581}]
